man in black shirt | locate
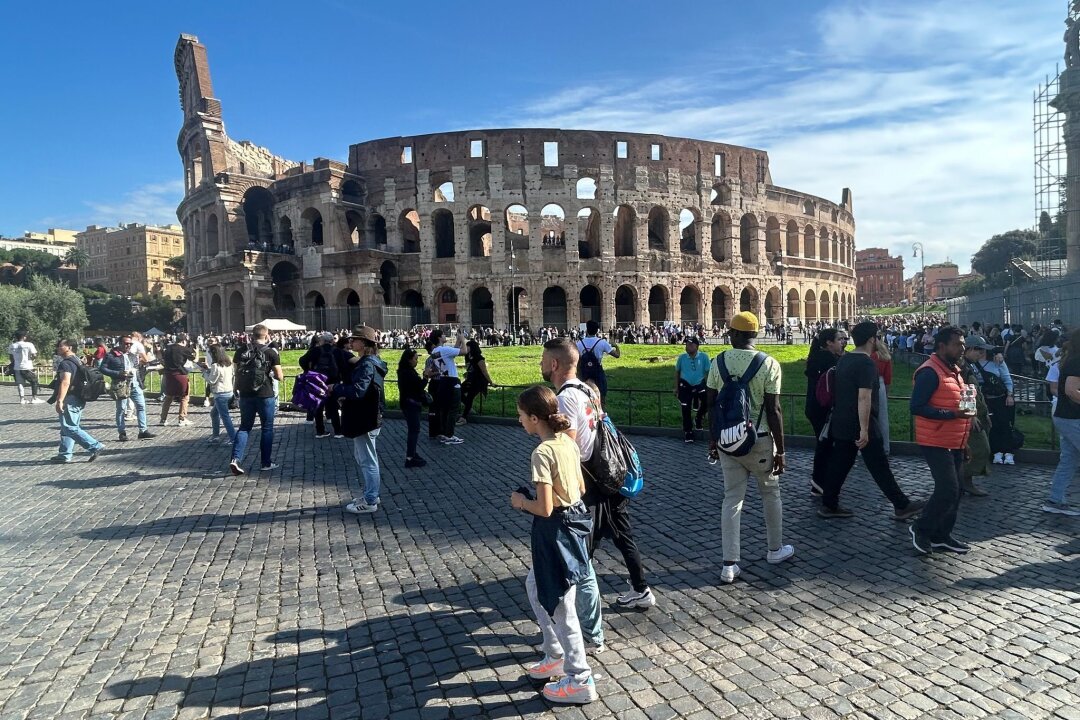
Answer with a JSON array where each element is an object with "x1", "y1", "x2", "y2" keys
[{"x1": 819, "y1": 321, "x2": 925, "y2": 520}]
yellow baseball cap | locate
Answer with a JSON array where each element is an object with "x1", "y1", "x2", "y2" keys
[{"x1": 729, "y1": 311, "x2": 759, "y2": 333}]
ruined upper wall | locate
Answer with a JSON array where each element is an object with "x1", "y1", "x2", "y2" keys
[{"x1": 225, "y1": 138, "x2": 299, "y2": 178}]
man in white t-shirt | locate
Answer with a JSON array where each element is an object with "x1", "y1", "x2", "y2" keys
[
  {"x1": 424, "y1": 328, "x2": 467, "y2": 443},
  {"x1": 8, "y1": 331, "x2": 42, "y2": 404},
  {"x1": 574, "y1": 321, "x2": 620, "y2": 401}
]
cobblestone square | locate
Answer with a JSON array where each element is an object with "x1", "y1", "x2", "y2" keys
[{"x1": 0, "y1": 389, "x2": 1077, "y2": 719}]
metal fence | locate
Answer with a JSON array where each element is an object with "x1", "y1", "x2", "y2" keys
[
  {"x1": 946, "y1": 274, "x2": 1080, "y2": 328},
  {"x1": 274, "y1": 305, "x2": 430, "y2": 331}
]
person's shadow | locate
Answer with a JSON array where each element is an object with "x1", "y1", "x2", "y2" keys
[{"x1": 105, "y1": 577, "x2": 555, "y2": 718}]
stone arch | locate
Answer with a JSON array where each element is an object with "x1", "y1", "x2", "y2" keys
[
  {"x1": 301, "y1": 207, "x2": 324, "y2": 246},
  {"x1": 345, "y1": 210, "x2": 365, "y2": 248},
  {"x1": 739, "y1": 285, "x2": 758, "y2": 313},
  {"x1": 471, "y1": 286, "x2": 495, "y2": 326},
  {"x1": 337, "y1": 288, "x2": 360, "y2": 306},
  {"x1": 271, "y1": 261, "x2": 300, "y2": 312},
  {"x1": 804, "y1": 225, "x2": 817, "y2": 259},
  {"x1": 540, "y1": 204, "x2": 566, "y2": 246},
  {"x1": 679, "y1": 208, "x2": 700, "y2": 253},
  {"x1": 543, "y1": 286, "x2": 568, "y2": 327},
  {"x1": 831, "y1": 233, "x2": 840, "y2": 264},
  {"x1": 401, "y1": 289, "x2": 423, "y2": 308},
  {"x1": 468, "y1": 205, "x2": 492, "y2": 257},
  {"x1": 832, "y1": 290, "x2": 840, "y2": 320},
  {"x1": 819, "y1": 230, "x2": 831, "y2": 262},
  {"x1": 739, "y1": 213, "x2": 757, "y2": 264},
  {"x1": 507, "y1": 286, "x2": 528, "y2": 329},
  {"x1": 242, "y1": 186, "x2": 274, "y2": 247},
  {"x1": 278, "y1": 216, "x2": 293, "y2": 249},
  {"x1": 206, "y1": 213, "x2": 219, "y2": 256},
  {"x1": 367, "y1": 213, "x2": 387, "y2": 246},
  {"x1": 765, "y1": 216, "x2": 781, "y2": 255},
  {"x1": 340, "y1": 179, "x2": 364, "y2": 203},
  {"x1": 399, "y1": 209, "x2": 420, "y2": 253},
  {"x1": 580, "y1": 284, "x2": 602, "y2": 325},
  {"x1": 435, "y1": 286, "x2": 458, "y2": 323},
  {"x1": 787, "y1": 288, "x2": 801, "y2": 319},
  {"x1": 805, "y1": 289, "x2": 818, "y2": 321},
  {"x1": 711, "y1": 211, "x2": 731, "y2": 263},
  {"x1": 647, "y1": 206, "x2": 669, "y2": 251},
  {"x1": 710, "y1": 184, "x2": 732, "y2": 206},
  {"x1": 193, "y1": 216, "x2": 201, "y2": 258},
  {"x1": 432, "y1": 209, "x2": 455, "y2": 258},
  {"x1": 577, "y1": 208, "x2": 601, "y2": 259},
  {"x1": 803, "y1": 199, "x2": 815, "y2": 216},
  {"x1": 679, "y1": 285, "x2": 702, "y2": 324},
  {"x1": 209, "y1": 293, "x2": 222, "y2": 332},
  {"x1": 576, "y1": 177, "x2": 597, "y2": 200},
  {"x1": 505, "y1": 204, "x2": 529, "y2": 252},
  {"x1": 615, "y1": 285, "x2": 637, "y2": 324},
  {"x1": 648, "y1": 285, "x2": 669, "y2": 323},
  {"x1": 786, "y1": 220, "x2": 800, "y2": 257},
  {"x1": 379, "y1": 261, "x2": 397, "y2": 305},
  {"x1": 711, "y1": 287, "x2": 733, "y2": 326},
  {"x1": 305, "y1": 291, "x2": 326, "y2": 308},
  {"x1": 614, "y1": 205, "x2": 636, "y2": 257},
  {"x1": 820, "y1": 290, "x2": 832, "y2": 321},
  {"x1": 434, "y1": 181, "x2": 454, "y2": 203},
  {"x1": 228, "y1": 290, "x2": 245, "y2": 331},
  {"x1": 765, "y1": 287, "x2": 782, "y2": 323}
]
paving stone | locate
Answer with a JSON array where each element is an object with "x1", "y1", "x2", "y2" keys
[{"x1": 0, "y1": 391, "x2": 1077, "y2": 719}]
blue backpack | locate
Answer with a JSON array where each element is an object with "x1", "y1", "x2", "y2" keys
[{"x1": 709, "y1": 351, "x2": 767, "y2": 457}]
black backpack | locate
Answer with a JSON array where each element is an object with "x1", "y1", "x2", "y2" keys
[
  {"x1": 73, "y1": 364, "x2": 107, "y2": 402},
  {"x1": 314, "y1": 345, "x2": 338, "y2": 383},
  {"x1": 235, "y1": 343, "x2": 271, "y2": 394},
  {"x1": 709, "y1": 351, "x2": 767, "y2": 457},
  {"x1": 577, "y1": 338, "x2": 603, "y2": 383},
  {"x1": 557, "y1": 382, "x2": 626, "y2": 496}
]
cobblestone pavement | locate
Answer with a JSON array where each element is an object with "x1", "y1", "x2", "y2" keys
[{"x1": 0, "y1": 387, "x2": 1077, "y2": 720}]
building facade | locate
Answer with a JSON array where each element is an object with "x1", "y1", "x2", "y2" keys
[
  {"x1": 855, "y1": 248, "x2": 904, "y2": 306},
  {"x1": 0, "y1": 228, "x2": 78, "y2": 258},
  {"x1": 924, "y1": 262, "x2": 960, "y2": 301},
  {"x1": 76, "y1": 223, "x2": 185, "y2": 298},
  {"x1": 175, "y1": 35, "x2": 857, "y2": 334}
]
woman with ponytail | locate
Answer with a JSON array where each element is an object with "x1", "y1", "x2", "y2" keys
[{"x1": 509, "y1": 385, "x2": 598, "y2": 705}]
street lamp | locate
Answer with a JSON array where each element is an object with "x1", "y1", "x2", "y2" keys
[
  {"x1": 773, "y1": 249, "x2": 793, "y2": 344},
  {"x1": 508, "y1": 233, "x2": 517, "y2": 343},
  {"x1": 912, "y1": 242, "x2": 926, "y2": 313}
]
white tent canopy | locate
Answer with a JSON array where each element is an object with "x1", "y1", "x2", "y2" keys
[
  {"x1": 144, "y1": 327, "x2": 166, "y2": 337},
  {"x1": 245, "y1": 318, "x2": 307, "y2": 332}
]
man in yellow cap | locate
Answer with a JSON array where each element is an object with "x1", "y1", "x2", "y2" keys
[{"x1": 706, "y1": 311, "x2": 794, "y2": 584}]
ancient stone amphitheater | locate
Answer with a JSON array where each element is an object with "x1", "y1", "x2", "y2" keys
[{"x1": 176, "y1": 35, "x2": 856, "y2": 334}]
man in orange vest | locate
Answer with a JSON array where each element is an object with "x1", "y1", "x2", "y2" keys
[{"x1": 909, "y1": 326, "x2": 976, "y2": 555}]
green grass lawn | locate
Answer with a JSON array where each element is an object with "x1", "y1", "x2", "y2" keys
[{"x1": 259, "y1": 343, "x2": 1056, "y2": 448}]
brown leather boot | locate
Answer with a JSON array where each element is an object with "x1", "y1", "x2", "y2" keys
[{"x1": 962, "y1": 477, "x2": 989, "y2": 497}]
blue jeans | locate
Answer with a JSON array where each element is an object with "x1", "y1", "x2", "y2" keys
[
  {"x1": 1050, "y1": 416, "x2": 1080, "y2": 504},
  {"x1": 116, "y1": 382, "x2": 147, "y2": 434},
  {"x1": 351, "y1": 429, "x2": 381, "y2": 506},
  {"x1": 232, "y1": 396, "x2": 276, "y2": 467},
  {"x1": 210, "y1": 392, "x2": 236, "y2": 441},
  {"x1": 59, "y1": 398, "x2": 103, "y2": 460},
  {"x1": 573, "y1": 562, "x2": 604, "y2": 646}
]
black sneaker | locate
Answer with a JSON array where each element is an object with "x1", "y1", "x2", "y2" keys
[
  {"x1": 88, "y1": 448, "x2": 102, "y2": 462},
  {"x1": 809, "y1": 482, "x2": 823, "y2": 497},
  {"x1": 695, "y1": 418, "x2": 704, "y2": 430},
  {"x1": 909, "y1": 524, "x2": 932, "y2": 555},
  {"x1": 118, "y1": 432, "x2": 129, "y2": 442},
  {"x1": 684, "y1": 432, "x2": 694, "y2": 443},
  {"x1": 405, "y1": 457, "x2": 428, "y2": 469},
  {"x1": 931, "y1": 536, "x2": 971, "y2": 554},
  {"x1": 817, "y1": 506, "x2": 855, "y2": 519},
  {"x1": 893, "y1": 499, "x2": 926, "y2": 521},
  {"x1": 137, "y1": 431, "x2": 156, "y2": 440}
]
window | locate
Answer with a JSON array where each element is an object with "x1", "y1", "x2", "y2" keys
[
  {"x1": 470, "y1": 139, "x2": 483, "y2": 158},
  {"x1": 714, "y1": 153, "x2": 725, "y2": 177},
  {"x1": 650, "y1": 144, "x2": 662, "y2": 161},
  {"x1": 544, "y1": 141, "x2": 559, "y2": 167},
  {"x1": 401, "y1": 146, "x2": 413, "y2": 164},
  {"x1": 616, "y1": 141, "x2": 628, "y2": 159}
]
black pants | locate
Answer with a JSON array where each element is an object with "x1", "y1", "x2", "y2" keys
[
  {"x1": 809, "y1": 413, "x2": 832, "y2": 494},
  {"x1": 428, "y1": 379, "x2": 442, "y2": 438},
  {"x1": 678, "y1": 381, "x2": 707, "y2": 433},
  {"x1": 402, "y1": 401, "x2": 421, "y2": 458},
  {"x1": 914, "y1": 447, "x2": 964, "y2": 542},
  {"x1": 438, "y1": 381, "x2": 461, "y2": 436},
  {"x1": 461, "y1": 382, "x2": 486, "y2": 419},
  {"x1": 314, "y1": 398, "x2": 340, "y2": 436},
  {"x1": 588, "y1": 495, "x2": 648, "y2": 592},
  {"x1": 985, "y1": 395, "x2": 1015, "y2": 454},
  {"x1": 822, "y1": 437, "x2": 909, "y2": 511}
]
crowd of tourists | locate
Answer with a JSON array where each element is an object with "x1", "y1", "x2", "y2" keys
[{"x1": 5, "y1": 304, "x2": 1078, "y2": 706}]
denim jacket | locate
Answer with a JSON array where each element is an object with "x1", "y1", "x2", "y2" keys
[{"x1": 530, "y1": 500, "x2": 593, "y2": 617}]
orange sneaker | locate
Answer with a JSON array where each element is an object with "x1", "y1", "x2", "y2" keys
[{"x1": 527, "y1": 655, "x2": 564, "y2": 680}]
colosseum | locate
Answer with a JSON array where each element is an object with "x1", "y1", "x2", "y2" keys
[{"x1": 175, "y1": 35, "x2": 857, "y2": 335}]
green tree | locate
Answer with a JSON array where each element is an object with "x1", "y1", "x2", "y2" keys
[
  {"x1": 22, "y1": 277, "x2": 88, "y2": 351},
  {"x1": 63, "y1": 246, "x2": 90, "y2": 268},
  {"x1": 10, "y1": 248, "x2": 62, "y2": 282},
  {"x1": 970, "y1": 230, "x2": 1038, "y2": 276},
  {"x1": 0, "y1": 286, "x2": 30, "y2": 346},
  {"x1": 138, "y1": 293, "x2": 180, "y2": 331}
]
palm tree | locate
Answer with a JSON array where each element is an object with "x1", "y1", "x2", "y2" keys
[{"x1": 63, "y1": 246, "x2": 90, "y2": 268}]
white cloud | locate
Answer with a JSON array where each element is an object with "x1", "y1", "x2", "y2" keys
[
  {"x1": 83, "y1": 179, "x2": 184, "y2": 228},
  {"x1": 497, "y1": 0, "x2": 1065, "y2": 276}
]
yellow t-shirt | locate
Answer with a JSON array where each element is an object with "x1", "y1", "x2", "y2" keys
[{"x1": 530, "y1": 433, "x2": 584, "y2": 508}]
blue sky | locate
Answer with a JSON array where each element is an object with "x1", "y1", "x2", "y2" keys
[{"x1": 0, "y1": 0, "x2": 1067, "y2": 276}]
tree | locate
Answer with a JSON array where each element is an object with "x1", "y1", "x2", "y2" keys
[
  {"x1": 970, "y1": 230, "x2": 1038, "y2": 278},
  {"x1": 23, "y1": 277, "x2": 88, "y2": 351},
  {"x1": 63, "y1": 246, "x2": 90, "y2": 268},
  {"x1": 138, "y1": 293, "x2": 180, "y2": 331}
]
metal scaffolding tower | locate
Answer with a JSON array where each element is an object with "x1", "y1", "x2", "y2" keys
[{"x1": 1035, "y1": 67, "x2": 1068, "y2": 277}]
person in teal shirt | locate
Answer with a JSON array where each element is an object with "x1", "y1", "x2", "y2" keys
[{"x1": 675, "y1": 336, "x2": 711, "y2": 442}]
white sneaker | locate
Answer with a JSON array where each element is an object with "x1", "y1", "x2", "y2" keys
[
  {"x1": 344, "y1": 500, "x2": 377, "y2": 514},
  {"x1": 767, "y1": 544, "x2": 795, "y2": 564},
  {"x1": 30, "y1": 397, "x2": 44, "y2": 404},
  {"x1": 720, "y1": 564, "x2": 741, "y2": 584},
  {"x1": 178, "y1": 419, "x2": 193, "y2": 427},
  {"x1": 446, "y1": 435, "x2": 465, "y2": 444},
  {"x1": 527, "y1": 655, "x2": 565, "y2": 680},
  {"x1": 19, "y1": 398, "x2": 28, "y2": 405},
  {"x1": 543, "y1": 675, "x2": 597, "y2": 705},
  {"x1": 615, "y1": 587, "x2": 657, "y2": 609},
  {"x1": 1003, "y1": 453, "x2": 1015, "y2": 465},
  {"x1": 456, "y1": 417, "x2": 467, "y2": 426},
  {"x1": 260, "y1": 463, "x2": 279, "y2": 471},
  {"x1": 992, "y1": 452, "x2": 1004, "y2": 465}
]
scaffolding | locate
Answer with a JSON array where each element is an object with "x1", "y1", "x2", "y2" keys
[{"x1": 1034, "y1": 67, "x2": 1068, "y2": 278}]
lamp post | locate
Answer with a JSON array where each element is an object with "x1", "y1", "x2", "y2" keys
[
  {"x1": 773, "y1": 249, "x2": 792, "y2": 343},
  {"x1": 912, "y1": 242, "x2": 926, "y2": 313},
  {"x1": 508, "y1": 233, "x2": 517, "y2": 344}
]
